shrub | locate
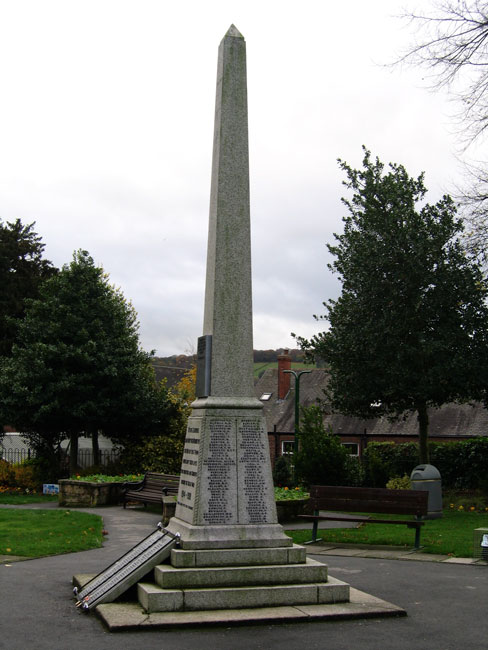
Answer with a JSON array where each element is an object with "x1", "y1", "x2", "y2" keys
[
  {"x1": 273, "y1": 455, "x2": 293, "y2": 487},
  {"x1": 362, "y1": 442, "x2": 396, "y2": 487},
  {"x1": 295, "y1": 405, "x2": 354, "y2": 487},
  {"x1": 0, "y1": 460, "x2": 14, "y2": 486},
  {"x1": 117, "y1": 431, "x2": 185, "y2": 475},
  {"x1": 362, "y1": 438, "x2": 488, "y2": 490},
  {"x1": 363, "y1": 441, "x2": 419, "y2": 487},
  {"x1": 386, "y1": 475, "x2": 411, "y2": 490},
  {"x1": 430, "y1": 438, "x2": 488, "y2": 490},
  {"x1": 345, "y1": 455, "x2": 364, "y2": 487},
  {"x1": 13, "y1": 461, "x2": 39, "y2": 491}
]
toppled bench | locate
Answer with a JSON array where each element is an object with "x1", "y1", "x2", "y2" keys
[
  {"x1": 298, "y1": 485, "x2": 428, "y2": 549},
  {"x1": 122, "y1": 472, "x2": 180, "y2": 511}
]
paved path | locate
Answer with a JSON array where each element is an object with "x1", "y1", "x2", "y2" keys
[{"x1": 0, "y1": 504, "x2": 487, "y2": 649}]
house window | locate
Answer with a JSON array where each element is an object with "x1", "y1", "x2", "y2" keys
[
  {"x1": 282, "y1": 441, "x2": 294, "y2": 456},
  {"x1": 342, "y1": 442, "x2": 359, "y2": 456}
]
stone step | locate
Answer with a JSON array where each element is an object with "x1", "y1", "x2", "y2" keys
[
  {"x1": 138, "y1": 576, "x2": 350, "y2": 613},
  {"x1": 155, "y1": 558, "x2": 327, "y2": 589},
  {"x1": 170, "y1": 544, "x2": 306, "y2": 568},
  {"x1": 98, "y1": 587, "x2": 406, "y2": 631}
]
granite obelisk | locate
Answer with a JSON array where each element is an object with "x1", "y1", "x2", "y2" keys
[{"x1": 167, "y1": 25, "x2": 290, "y2": 549}]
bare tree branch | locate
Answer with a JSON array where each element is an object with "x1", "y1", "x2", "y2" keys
[
  {"x1": 398, "y1": 1, "x2": 488, "y2": 147},
  {"x1": 397, "y1": 1, "x2": 488, "y2": 261}
]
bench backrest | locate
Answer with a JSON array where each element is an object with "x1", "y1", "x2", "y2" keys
[
  {"x1": 144, "y1": 472, "x2": 180, "y2": 493},
  {"x1": 309, "y1": 485, "x2": 428, "y2": 517}
]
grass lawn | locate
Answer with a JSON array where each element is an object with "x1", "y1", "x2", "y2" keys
[
  {"x1": 0, "y1": 509, "x2": 103, "y2": 557},
  {"x1": 287, "y1": 509, "x2": 488, "y2": 557},
  {"x1": 0, "y1": 493, "x2": 58, "y2": 505}
]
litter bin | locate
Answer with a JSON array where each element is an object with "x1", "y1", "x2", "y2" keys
[
  {"x1": 410, "y1": 464, "x2": 442, "y2": 519},
  {"x1": 473, "y1": 528, "x2": 488, "y2": 561}
]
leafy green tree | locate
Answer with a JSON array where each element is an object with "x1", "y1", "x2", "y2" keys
[
  {"x1": 0, "y1": 219, "x2": 56, "y2": 357},
  {"x1": 296, "y1": 149, "x2": 488, "y2": 464},
  {"x1": 294, "y1": 405, "x2": 355, "y2": 487},
  {"x1": 0, "y1": 250, "x2": 176, "y2": 477},
  {"x1": 116, "y1": 366, "x2": 196, "y2": 475}
]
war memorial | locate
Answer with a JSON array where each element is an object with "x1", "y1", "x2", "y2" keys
[{"x1": 74, "y1": 26, "x2": 404, "y2": 630}]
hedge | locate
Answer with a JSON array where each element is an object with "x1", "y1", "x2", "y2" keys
[{"x1": 362, "y1": 438, "x2": 488, "y2": 490}]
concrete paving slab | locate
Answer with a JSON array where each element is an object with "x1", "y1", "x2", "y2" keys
[
  {"x1": 442, "y1": 557, "x2": 479, "y2": 564},
  {"x1": 355, "y1": 550, "x2": 408, "y2": 560},
  {"x1": 302, "y1": 544, "x2": 338, "y2": 553},
  {"x1": 315, "y1": 548, "x2": 365, "y2": 557},
  {"x1": 0, "y1": 554, "x2": 28, "y2": 563},
  {"x1": 95, "y1": 587, "x2": 405, "y2": 631},
  {"x1": 398, "y1": 552, "x2": 448, "y2": 562}
]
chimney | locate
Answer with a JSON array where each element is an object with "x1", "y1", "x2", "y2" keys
[{"x1": 277, "y1": 349, "x2": 291, "y2": 400}]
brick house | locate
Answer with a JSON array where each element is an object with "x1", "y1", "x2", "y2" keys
[{"x1": 255, "y1": 351, "x2": 488, "y2": 467}]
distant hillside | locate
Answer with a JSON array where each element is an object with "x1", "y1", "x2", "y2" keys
[
  {"x1": 153, "y1": 349, "x2": 305, "y2": 369},
  {"x1": 151, "y1": 350, "x2": 308, "y2": 389},
  {"x1": 152, "y1": 355, "x2": 195, "y2": 370},
  {"x1": 253, "y1": 349, "x2": 304, "y2": 363}
]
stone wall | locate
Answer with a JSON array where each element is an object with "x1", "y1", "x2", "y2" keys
[{"x1": 58, "y1": 479, "x2": 124, "y2": 507}]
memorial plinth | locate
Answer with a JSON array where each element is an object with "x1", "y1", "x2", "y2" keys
[{"x1": 168, "y1": 411, "x2": 291, "y2": 548}]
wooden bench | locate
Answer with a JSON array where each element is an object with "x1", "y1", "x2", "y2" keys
[
  {"x1": 122, "y1": 472, "x2": 180, "y2": 511},
  {"x1": 298, "y1": 485, "x2": 429, "y2": 549}
]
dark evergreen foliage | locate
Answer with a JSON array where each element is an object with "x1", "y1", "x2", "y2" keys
[
  {"x1": 272, "y1": 454, "x2": 293, "y2": 487},
  {"x1": 0, "y1": 219, "x2": 56, "y2": 357},
  {"x1": 0, "y1": 250, "x2": 176, "y2": 476},
  {"x1": 363, "y1": 439, "x2": 488, "y2": 491},
  {"x1": 296, "y1": 149, "x2": 488, "y2": 463},
  {"x1": 294, "y1": 405, "x2": 358, "y2": 487}
]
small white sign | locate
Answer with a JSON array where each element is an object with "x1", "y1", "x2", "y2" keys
[{"x1": 43, "y1": 484, "x2": 59, "y2": 495}]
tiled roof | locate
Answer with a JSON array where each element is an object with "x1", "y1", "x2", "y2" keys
[{"x1": 255, "y1": 368, "x2": 488, "y2": 437}]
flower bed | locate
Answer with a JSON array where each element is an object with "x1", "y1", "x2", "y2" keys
[
  {"x1": 274, "y1": 487, "x2": 310, "y2": 523},
  {"x1": 70, "y1": 473, "x2": 143, "y2": 483}
]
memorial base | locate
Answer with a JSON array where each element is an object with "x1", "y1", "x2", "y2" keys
[
  {"x1": 165, "y1": 517, "x2": 292, "y2": 549},
  {"x1": 95, "y1": 592, "x2": 407, "y2": 631}
]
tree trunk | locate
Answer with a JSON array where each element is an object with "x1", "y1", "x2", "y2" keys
[
  {"x1": 416, "y1": 400, "x2": 430, "y2": 464},
  {"x1": 69, "y1": 431, "x2": 79, "y2": 476},
  {"x1": 92, "y1": 430, "x2": 100, "y2": 467}
]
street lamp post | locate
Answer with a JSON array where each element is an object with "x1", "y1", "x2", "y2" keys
[{"x1": 283, "y1": 369, "x2": 311, "y2": 481}]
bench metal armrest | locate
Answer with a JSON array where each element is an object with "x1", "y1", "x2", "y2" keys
[{"x1": 122, "y1": 480, "x2": 145, "y2": 492}]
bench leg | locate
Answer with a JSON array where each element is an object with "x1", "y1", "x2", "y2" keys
[
  {"x1": 414, "y1": 525, "x2": 421, "y2": 550},
  {"x1": 312, "y1": 517, "x2": 318, "y2": 543},
  {"x1": 303, "y1": 511, "x2": 323, "y2": 544}
]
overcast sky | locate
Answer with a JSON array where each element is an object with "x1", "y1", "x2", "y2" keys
[{"x1": 0, "y1": 1, "x2": 466, "y2": 356}]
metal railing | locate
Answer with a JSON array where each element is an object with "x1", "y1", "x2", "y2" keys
[
  {"x1": 1, "y1": 447, "x2": 120, "y2": 468},
  {"x1": 76, "y1": 449, "x2": 120, "y2": 468},
  {"x1": 1, "y1": 448, "x2": 32, "y2": 464}
]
